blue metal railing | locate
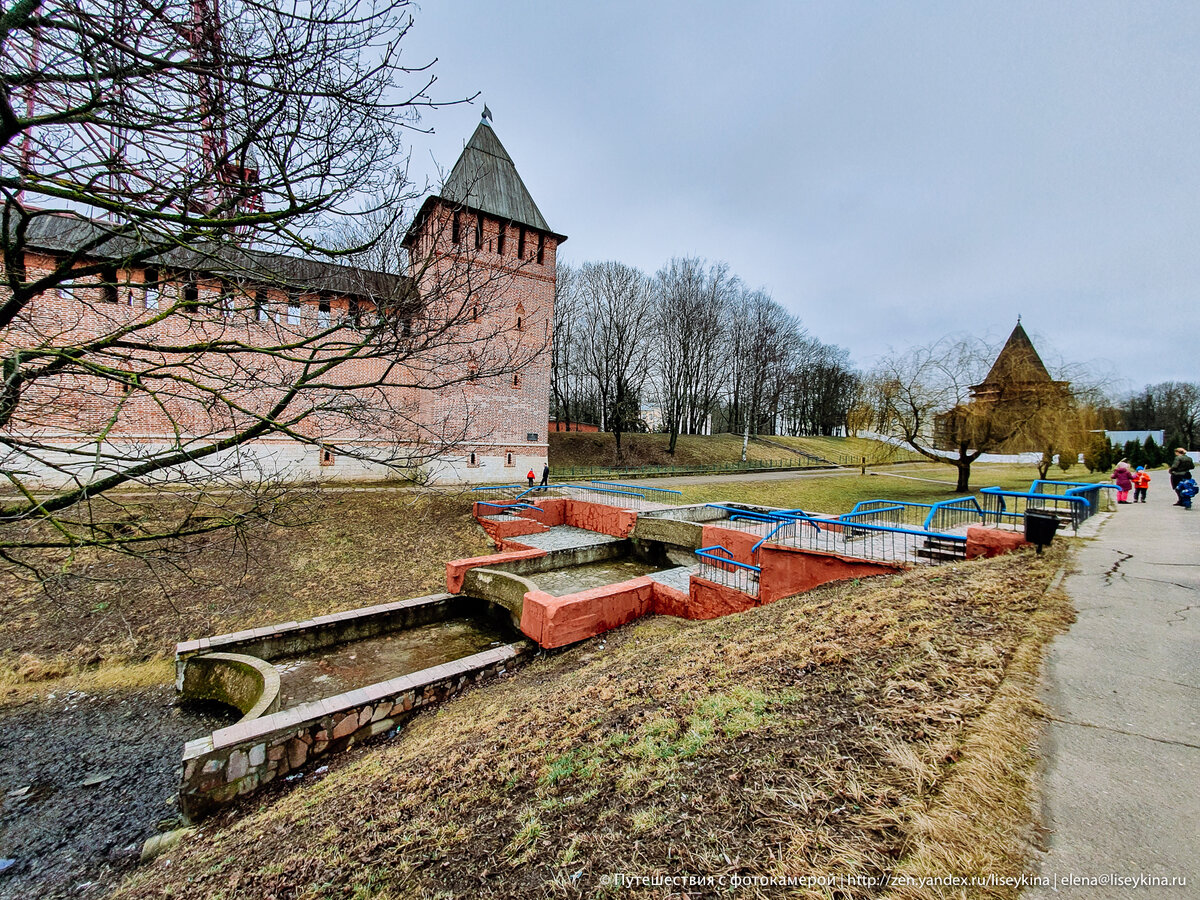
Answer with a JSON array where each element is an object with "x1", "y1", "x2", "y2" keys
[
  {"x1": 694, "y1": 545, "x2": 761, "y2": 596},
  {"x1": 978, "y1": 487, "x2": 1090, "y2": 531},
  {"x1": 843, "y1": 499, "x2": 935, "y2": 528},
  {"x1": 475, "y1": 501, "x2": 544, "y2": 513},
  {"x1": 757, "y1": 516, "x2": 967, "y2": 567},
  {"x1": 694, "y1": 545, "x2": 761, "y2": 573},
  {"x1": 922, "y1": 496, "x2": 986, "y2": 532},
  {"x1": 589, "y1": 480, "x2": 682, "y2": 504}
]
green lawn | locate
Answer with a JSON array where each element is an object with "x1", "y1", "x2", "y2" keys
[{"x1": 668, "y1": 462, "x2": 1109, "y2": 515}]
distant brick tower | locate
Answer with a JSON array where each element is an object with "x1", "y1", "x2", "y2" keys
[{"x1": 403, "y1": 116, "x2": 566, "y2": 481}]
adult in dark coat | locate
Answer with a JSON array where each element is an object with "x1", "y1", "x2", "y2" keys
[{"x1": 1169, "y1": 448, "x2": 1195, "y2": 506}]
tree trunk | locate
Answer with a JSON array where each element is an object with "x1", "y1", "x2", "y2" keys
[{"x1": 955, "y1": 460, "x2": 971, "y2": 493}]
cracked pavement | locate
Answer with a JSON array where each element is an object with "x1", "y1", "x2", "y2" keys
[{"x1": 1027, "y1": 498, "x2": 1199, "y2": 896}]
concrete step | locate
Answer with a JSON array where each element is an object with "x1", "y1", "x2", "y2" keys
[{"x1": 915, "y1": 547, "x2": 963, "y2": 561}]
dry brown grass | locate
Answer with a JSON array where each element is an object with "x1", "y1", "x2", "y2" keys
[
  {"x1": 114, "y1": 542, "x2": 1073, "y2": 900},
  {"x1": 0, "y1": 655, "x2": 174, "y2": 705},
  {"x1": 0, "y1": 490, "x2": 491, "y2": 688}
]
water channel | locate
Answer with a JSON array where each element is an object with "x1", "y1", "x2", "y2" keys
[{"x1": 273, "y1": 616, "x2": 513, "y2": 708}]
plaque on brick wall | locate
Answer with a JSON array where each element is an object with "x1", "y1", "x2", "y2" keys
[{"x1": 527, "y1": 432, "x2": 538, "y2": 441}]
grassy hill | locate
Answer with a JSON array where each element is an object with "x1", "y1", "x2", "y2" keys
[
  {"x1": 548, "y1": 432, "x2": 923, "y2": 471},
  {"x1": 115, "y1": 544, "x2": 1072, "y2": 900}
]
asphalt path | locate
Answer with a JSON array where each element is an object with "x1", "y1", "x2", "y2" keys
[{"x1": 1026, "y1": 496, "x2": 1199, "y2": 897}]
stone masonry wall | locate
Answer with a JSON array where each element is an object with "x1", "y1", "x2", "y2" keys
[{"x1": 180, "y1": 643, "x2": 525, "y2": 820}]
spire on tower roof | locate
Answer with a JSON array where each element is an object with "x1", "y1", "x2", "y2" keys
[
  {"x1": 981, "y1": 322, "x2": 1054, "y2": 385},
  {"x1": 438, "y1": 122, "x2": 553, "y2": 234}
]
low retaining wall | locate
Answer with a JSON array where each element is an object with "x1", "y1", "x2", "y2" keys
[
  {"x1": 462, "y1": 568, "x2": 540, "y2": 629},
  {"x1": 180, "y1": 642, "x2": 528, "y2": 820},
  {"x1": 700, "y1": 524, "x2": 764, "y2": 566},
  {"x1": 447, "y1": 548, "x2": 547, "y2": 594},
  {"x1": 446, "y1": 542, "x2": 627, "y2": 594},
  {"x1": 965, "y1": 526, "x2": 1030, "y2": 559},
  {"x1": 473, "y1": 498, "x2": 638, "y2": 544},
  {"x1": 757, "y1": 544, "x2": 903, "y2": 603},
  {"x1": 180, "y1": 653, "x2": 281, "y2": 722},
  {"x1": 175, "y1": 593, "x2": 476, "y2": 682},
  {"x1": 521, "y1": 578, "x2": 656, "y2": 648}
]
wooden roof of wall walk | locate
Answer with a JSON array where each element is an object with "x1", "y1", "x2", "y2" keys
[
  {"x1": 403, "y1": 121, "x2": 567, "y2": 247},
  {"x1": 8, "y1": 211, "x2": 411, "y2": 301}
]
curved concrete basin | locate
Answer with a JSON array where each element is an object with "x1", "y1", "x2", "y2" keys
[
  {"x1": 461, "y1": 567, "x2": 539, "y2": 630},
  {"x1": 180, "y1": 652, "x2": 281, "y2": 722}
]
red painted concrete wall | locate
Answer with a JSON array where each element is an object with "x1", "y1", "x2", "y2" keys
[
  {"x1": 685, "y1": 576, "x2": 763, "y2": 619},
  {"x1": 565, "y1": 500, "x2": 637, "y2": 538},
  {"x1": 757, "y1": 545, "x2": 902, "y2": 603},
  {"x1": 511, "y1": 497, "x2": 568, "y2": 527},
  {"x1": 965, "y1": 526, "x2": 1029, "y2": 559},
  {"x1": 471, "y1": 498, "x2": 633, "y2": 538},
  {"x1": 647, "y1": 580, "x2": 691, "y2": 619},
  {"x1": 520, "y1": 578, "x2": 656, "y2": 648},
  {"x1": 699, "y1": 524, "x2": 762, "y2": 567},
  {"x1": 446, "y1": 548, "x2": 547, "y2": 594}
]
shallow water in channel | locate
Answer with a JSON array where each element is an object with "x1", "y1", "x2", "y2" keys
[{"x1": 273, "y1": 617, "x2": 511, "y2": 708}]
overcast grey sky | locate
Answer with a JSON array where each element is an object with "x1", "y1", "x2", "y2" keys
[{"x1": 400, "y1": 1, "x2": 1198, "y2": 392}]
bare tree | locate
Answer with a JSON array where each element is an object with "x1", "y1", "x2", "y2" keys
[
  {"x1": 1124, "y1": 381, "x2": 1200, "y2": 450},
  {"x1": 0, "y1": 1, "x2": 548, "y2": 576},
  {"x1": 649, "y1": 257, "x2": 732, "y2": 454},
  {"x1": 576, "y1": 261, "x2": 652, "y2": 457},
  {"x1": 549, "y1": 260, "x2": 579, "y2": 431}
]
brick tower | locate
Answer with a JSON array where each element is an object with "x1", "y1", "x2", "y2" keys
[{"x1": 403, "y1": 116, "x2": 566, "y2": 481}]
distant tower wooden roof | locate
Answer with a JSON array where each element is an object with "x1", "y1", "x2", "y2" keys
[{"x1": 974, "y1": 322, "x2": 1059, "y2": 391}]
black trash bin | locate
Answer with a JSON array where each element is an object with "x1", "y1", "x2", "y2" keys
[{"x1": 1024, "y1": 509, "x2": 1059, "y2": 554}]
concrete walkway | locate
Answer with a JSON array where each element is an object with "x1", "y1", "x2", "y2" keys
[{"x1": 1027, "y1": 499, "x2": 1199, "y2": 897}]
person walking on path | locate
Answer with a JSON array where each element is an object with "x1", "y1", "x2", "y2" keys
[
  {"x1": 1168, "y1": 448, "x2": 1194, "y2": 505},
  {"x1": 526, "y1": 468, "x2": 535, "y2": 488},
  {"x1": 539, "y1": 463, "x2": 549, "y2": 490},
  {"x1": 1111, "y1": 460, "x2": 1134, "y2": 504},
  {"x1": 1132, "y1": 466, "x2": 1151, "y2": 503},
  {"x1": 1178, "y1": 474, "x2": 1198, "y2": 510}
]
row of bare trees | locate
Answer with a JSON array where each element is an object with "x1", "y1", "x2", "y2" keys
[
  {"x1": 1120, "y1": 382, "x2": 1200, "y2": 450},
  {"x1": 550, "y1": 257, "x2": 859, "y2": 455}
]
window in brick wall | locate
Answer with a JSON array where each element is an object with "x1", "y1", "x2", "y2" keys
[
  {"x1": 320, "y1": 446, "x2": 335, "y2": 466},
  {"x1": 287, "y1": 294, "x2": 301, "y2": 325},
  {"x1": 517, "y1": 227, "x2": 525, "y2": 260},
  {"x1": 100, "y1": 266, "x2": 119, "y2": 303},
  {"x1": 452, "y1": 211, "x2": 461, "y2": 244},
  {"x1": 347, "y1": 297, "x2": 360, "y2": 324},
  {"x1": 183, "y1": 277, "x2": 198, "y2": 307},
  {"x1": 496, "y1": 221, "x2": 506, "y2": 255},
  {"x1": 468, "y1": 452, "x2": 478, "y2": 467},
  {"x1": 505, "y1": 452, "x2": 514, "y2": 467},
  {"x1": 516, "y1": 315, "x2": 523, "y2": 332},
  {"x1": 318, "y1": 299, "x2": 331, "y2": 328},
  {"x1": 254, "y1": 288, "x2": 268, "y2": 322},
  {"x1": 512, "y1": 373, "x2": 521, "y2": 388},
  {"x1": 219, "y1": 280, "x2": 235, "y2": 318},
  {"x1": 143, "y1": 268, "x2": 160, "y2": 309},
  {"x1": 536, "y1": 233, "x2": 545, "y2": 265},
  {"x1": 57, "y1": 277, "x2": 76, "y2": 301},
  {"x1": 475, "y1": 212, "x2": 483, "y2": 250}
]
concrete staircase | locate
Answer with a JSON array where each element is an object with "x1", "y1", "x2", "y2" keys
[{"x1": 915, "y1": 536, "x2": 967, "y2": 562}]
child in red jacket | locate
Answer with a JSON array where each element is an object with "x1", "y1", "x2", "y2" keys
[{"x1": 1132, "y1": 467, "x2": 1150, "y2": 503}]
